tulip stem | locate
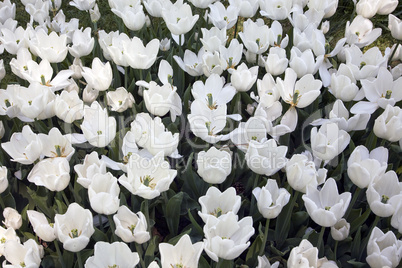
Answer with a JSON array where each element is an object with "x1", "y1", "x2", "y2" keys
[
  {"x1": 61, "y1": 191, "x2": 70, "y2": 206},
  {"x1": 250, "y1": 173, "x2": 260, "y2": 216},
  {"x1": 76, "y1": 251, "x2": 83, "y2": 268},
  {"x1": 135, "y1": 243, "x2": 146, "y2": 268},
  {"x1": 317, "y1": 226, "x2": 326, "y2": 256},
  {"x1": 107, "y1": 214, "x2": 117, "y2": 242},
  {"x1": 344, "y1": 187, "x2": 361, "y2": 219},
  {"x1": 216, "y1": 258, "x2": 233, "y2": 268},
  {"x1": 54, "y1": 240, "x2": 66, "y2": 268},
  {"x1": 333, "y1": 240, "x2": 338, "y2": 261},
  {"x1": 124, "y1": 66, "x2": 128, "y2": 89},
  {"x1": 98, "y1": 214, "x2": 104, "y2": 232},
  {"x1": 0, "y1": 195, "x2": 5, "y2": 209},
  {"x1": 359, "y1": 215, "x2": 381, "y2": 261},
  {"x1": 259, "y1": 218, "x2": 270, "y2": 256},
  {"x1": 388, "y1": 41, "x2": 401, "y2": 67}
]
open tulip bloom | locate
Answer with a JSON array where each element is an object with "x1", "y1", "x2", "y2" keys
[{"x1": 1, "y1": 0, "x2": 402, "y2": 267}]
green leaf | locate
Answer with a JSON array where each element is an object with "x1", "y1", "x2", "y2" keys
[
  {"x1": 2, "y1": 192, "x2": 16, "y2": 208},
  {"x1": 26, "y1": 187, "x2": 53, "y2": 218},
  {"x1": 349, "y1": 208, "x2": 370, "y2": 235},
  {"x1": 187, "y1": 209, "x2": 204, "y2": 236},
  {"x1": 92, "y1": 227, "x2": 108, "y2": 242},
  {"x1": 245, "y1": 234, "x2": 263, "y2": 267},
  {"x1": 351, "y1": 226, "x2": 361, "y2": 259},
  {"x1": 62, "y1": 249, "x2": 74, "y2": 268},
  {"x1": 144, "y1": 236, "x2": 158, "y2": 266},
  {"x1": 167, "y1": 228, "x2": 192, "y2": 245},
  {"x1": 166, "y1": 192, "x2": 184, "y2": 236},
  {"x1": 346, "y1": 259, "x2": 366, "y2": 267}
]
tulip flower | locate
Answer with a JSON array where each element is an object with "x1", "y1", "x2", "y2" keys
[
  {"x1": 68, "y1": 27, "x2": 94, "y2": 58},
  {"x1": 308, "y1": 0, "x2": 338, "y2": 18},
  {"x1": 162, "y1": 1, "x2": 199, "y2": 35},
  {"x1": 0, "y1": 226, "x2": 20, "y2": 256},
  {"x1": 27, "y1": 210, "x2": 56, "y2": 242},
  {"x1": 113, "y1": 205, "x2": 150, "y2": 244},
  {"x1": 286, "y1": 153, "x2": 327, "y2": 193},
  {"x1": 3, "y1": 239, "x2": 43, "y2": 268},
  {"x1": 259, "y1": 0, "x2": 291, "y2": 20},
  {"x1": 366, "y1": 170, "x2": 402, "y2": 218},
  {"x1": 69, "y1": 0, "x2": 95, "y2": 11},
  {"x1": 143, "y1": 0, "x2": 173, "y2": 17},
  {"x1": 373, "y1": 104, "x2": 402, "y2": 142},
  {"x1": 330, "y1": 218, "x2": 350, "y2": 241},
  {"x1": 141, "y1": 81, "x2": 182, "y2": 120},
  {"x1": 257, "y1": 256, "x2": 280, "y2": 268},
  {"x1": 208, "y1": 2, "x2": 239, "y2": 29},
  {"x1": 253, "y1": 179, "x2": 290, "y2": 219},
  {"x1": 122, "y1": 36, "x2": 160, "y2": 69},
  {"x1": 302, "y1": 178, "x2": 351, "y2": 227},
  {"x1": 54, "y1": 202, "x2": 95, "y2": 252},
  {"x1": 328, "y1": 64, "x2": 360, "y2": 101},
  {"x1": 131, "y1": 113, "x2": 179, "y2": 156},
  {"x1": 200, "y1": 27, "x2": 227, "y2": 53},
  {"x1": 230, "y1": 116, "x2": 270, "y2": 152},
  {"x1": 118, "y1": 151, "x2": 177, "y2": 199},
  {"x1": 27, "y1": 157, "x2": 70, "y2": 192},
  {"x1": 81, "y1": 57, "x2": 112, "y2": 92},
  {"x1": 188, "y1": 0, "x2": 215, "y2": 8},
  {"x1": 277, "y1": 68, "x2": 322, "y2": 109},
  {"x1": 29, "y1": 29, "x2": 68, "y2": 63},
  {"x1": 88, "y1": 172, "x2": 120, "y2": 215},
  {"x1": 287, "y1": 239, "x2": 319, "y2": 268},
  {"x1": 85, "y1": 241, "x2": 140, "y2": 268},
  {"x1": 54, "y1": 90, "x2": 84, "y2": 123},
  {"x1": 197, "y1": 146, "x2": 232, "y2": 184},
  {"x1": 0, "y1": 0, "x2": 15, "y2": 24},
  {"x1": 264, "y1": 47, "x2": 288, "y2": 76},
  {"x1": 345, "y1": 46, "x2": 387, "y2": 81},
  {"x1": 345, "y1": 15, "x2": 381, "y2": 48},
  {"x1": 203, "y1": 212, "x2": 254, "y2": 262},
  {"x1": 202, "y1": 51, "x2": 227, "y2": 77},
  {"x1": 356, "y1": 0, "x2": 380, "y2": 18},
  {"x1": 159, "y1": 234, "x2": 204, "y2": 268},
  {"x1": 173, "y1": 49, "x2": 204, "y2": 76},
  {"x1": 311, "y1": 100, "x2": 370, "y2": 132},
  {"x1": 106, "y1": 87, "x2": 135, "y2": 113},
  {"x1": 111, "y1": 0, "x2": 146, "y2": 31},
  {"x1": 377, "y1": 0, "x2": 398, "y2": 15},
  {"x1": 391, "y1": 203, "x2": 402, "y2": 233},
  {"x1": 351, "y1": 67, "x2": 402, "y2": 114},
  {"x1": 229, "y1": 0, "x2": 259, "y2": 18},
  {"x1": 230, "y1": 63, "x2": 258, "y2": 92},
  {"x1": 239, "y1": 19, "x2": 269, "y2": 54},
  {"x1": 245, "y1": 139, "x2": 287, "y2": 176},
  {"x1": 0, "y1": 166, "x2": 8, "y2": 194},
  {"x1": 1, "y1": 125, "x2": 42, "y2": 165},
  {"x1": 310, "y1": 122, "x2": 350, "y2": 162},
  {"x1": 81, "y1": 101, "x2": 117, "y2": 148},
  {"x1": 198, "y1": 187, "x2": 241, "y2": 223},
  {"x1": 2, "y1": 208, "x2": 22, "y2": 230},
  {"x1": 219, "y1": 39, "x2": 243, "y2": 73},
  {"x1": 366, "y1": 227, "x2": 402, "y2": 268},
  {"x1": 74, "y1": 151, "x2": 107, "y2": 189},
  {"x1": 347, "y1": 145, "x2": 388, "y2": 189}
]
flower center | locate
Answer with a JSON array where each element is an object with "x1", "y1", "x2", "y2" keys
[
  {"x1": 108, "y1": 265, "x2": 119, "y2": 268},
  {"x1": 206, "y1": 93, "x2": 217, "y2": 110},
  {"x1": 140, "y1": 175, "x2": 156, "y2": 189},
  {"x1": 68, "y1": 229, "x2": 81, "y2": 238},
  {"x1": 1, "y1": 237, "x2": 6, "y2": 243},
  {"x1": 129, "y1": 224, "x2": 136, "y2": 235},
  {"x1": 325, "y1": 206, "x2": 331, "y2": 210},
  {"x1": 210, "y1": 207, "x2": 223, "y2": 217},
  {"x1": 381, "y1": 195, "x2": 389, "y2": 204}
]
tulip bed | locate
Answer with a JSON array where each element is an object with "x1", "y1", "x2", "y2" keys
[{"x1": 0, "y1": 0, "x2": 402, "y2": 267}]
